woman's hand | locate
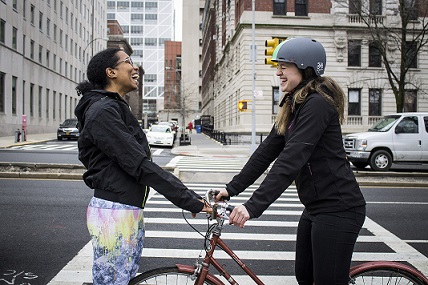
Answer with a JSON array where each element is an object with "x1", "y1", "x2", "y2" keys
[
  {"x1": 229, "y1": 205, "x2": 250, "y2": 228},
  {"x1": 214, "y1": 188, "x2": 230, "y2": 202},
  {"x1": 192, "y1": 200, "x2": 212, "y2": 218}
]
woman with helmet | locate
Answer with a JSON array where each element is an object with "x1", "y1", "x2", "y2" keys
[{"x1": 215, "y1": 38, "x2": 366, "y2": 284}]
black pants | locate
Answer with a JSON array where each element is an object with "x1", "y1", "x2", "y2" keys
[{"x1": 295, "y1": 206, "x2": 366, "y2": 285}]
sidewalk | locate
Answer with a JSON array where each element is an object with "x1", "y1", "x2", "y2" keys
[
  {"x1": 0, "y1": 132, "x2": 57, "y2": 148},
  {"x1": 171, "y1": 132, "x2": 251, "y2": 157}
]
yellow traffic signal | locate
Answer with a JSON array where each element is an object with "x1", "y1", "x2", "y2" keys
[
  {"x1": 265, "y1": 38, "x2": 279, "y2": 67},
  {"x1": 238, "y1": 100, "x2": 248, "y2": 111}
]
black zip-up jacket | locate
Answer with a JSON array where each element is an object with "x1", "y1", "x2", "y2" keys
[
  {"x1": 226, "y1": 92, "x2": 366, "y2": 218},
  {"x1": 74, "y1": 90, "x2": 203, "y2": 213}
]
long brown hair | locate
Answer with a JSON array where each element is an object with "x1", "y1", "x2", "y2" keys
[{"x1": 274, "y1": 69, "x2": 345, "y2": 135}]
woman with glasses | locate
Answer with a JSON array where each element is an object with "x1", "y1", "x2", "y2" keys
[{"x1": 75, "y1": 48, "x2": 209, "y2": 285}]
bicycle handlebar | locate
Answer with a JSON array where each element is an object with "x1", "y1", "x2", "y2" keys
[{"x1": 205, "y1": 190, "x2": 234, "y2": 220}]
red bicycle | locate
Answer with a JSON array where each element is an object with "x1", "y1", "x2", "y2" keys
[{"x1": 129, "y1": 190, "x2": 428, "y2": 285}]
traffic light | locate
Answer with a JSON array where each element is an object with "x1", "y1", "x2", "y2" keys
[
  {"x1": 238, "y1": 100, "x2": 248, "y2": 112},
  {"x1": 265, "y1": 38, "x2": 280, "y2": 67}
]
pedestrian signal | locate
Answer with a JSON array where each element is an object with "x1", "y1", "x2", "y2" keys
[{"x1": 238, "y1": 100, "x2": 248, "y2": 111}]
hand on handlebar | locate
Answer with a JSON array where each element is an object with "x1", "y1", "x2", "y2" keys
[
  {"x1": 214, "y1": 188, "x2": 230, "y2": 202},
  {"x1": 191, "y1": 199, "x2": 212, "y2": 218},
  {"x1": 229, "y1": 205, "x2": 250, "y2": 228}
]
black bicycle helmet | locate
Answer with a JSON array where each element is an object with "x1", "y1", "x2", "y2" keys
[{"x1": 271, "y1": 37, "x2": 326, "y2": 77}]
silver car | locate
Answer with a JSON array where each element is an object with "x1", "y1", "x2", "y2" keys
[{"x1": 57, "y1": 118, "x2": 79, "y2": 140}]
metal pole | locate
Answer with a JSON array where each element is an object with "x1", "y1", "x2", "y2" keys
[{"x1": 250, "y1": 0, "x2": 256, "y2": 153}]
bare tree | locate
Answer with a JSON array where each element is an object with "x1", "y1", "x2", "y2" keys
[
  {"x1": 164, "y1": 78, "x2": 200, "y2": 134},
  {"x1": 343, "y1": 0, "x2": 428, "y2": 112}
]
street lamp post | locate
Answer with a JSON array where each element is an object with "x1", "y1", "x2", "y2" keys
[
  {"x1": 83, "y1": 37, "x2": 109, "y2": 60},
  {"x1": 81, "y1": 37, "x2": 109, "y2": 80}
]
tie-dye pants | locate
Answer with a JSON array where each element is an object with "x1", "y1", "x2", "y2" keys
[{"x1": 87, "y1": 197, "x2": 145, "y2": 285}]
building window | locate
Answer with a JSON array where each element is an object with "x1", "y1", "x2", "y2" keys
[
  {"x1": 12, "y1": 27, "x2": 17, "y2": 49},
  {"x1": 369, "y1": 0, "x2": 382, "y2": 15},
  {"x1": 59, "y1": 93, "x2": 62, "y2": 120},
  {"x1": 47, "y1": 18, "x2": 50, "y2": 37},
  {"x1": 30, "y1": 40, "x2": 34, "y2": 59},
  {"x1": 348, "y1": 40, "x2": 361, "y2": 67},
  {"x1": 22, "y1": 35, "x2": 25, "y2": 55},
  {"x1": 0, "y1": 19, "x2": 5, "y2": 44},
  {"x1": 131, "y1": 14, "x2": 144, "y2": 22},
  {"x1": 295, "y1": 0, "x2": 308, "y2": 16},
  {"x1": 46, "y1": 50, "x2": 50, "y2": 68},
  {"x1": 144, "y1": 74, "x2": 157, "y2": 83},
  {"x1": 131, "y1": 25, "x2": 144, "y2": 34},
  {"x1": 403, "y1": 0, "x2": 418, "y2": 20},
  {"x1": 39, "y1": 12, "x2": 43, "y2": 31},
  {"x1": 145, "y1": 13, "x2": 157, "y2": 23},
  {"x1": 131, "y1": 1, "x2": 144, "y2": 11},
  {"x1": 404, "y1": 90, "x2": 417, "y2": 112},
  {"x1": 405, "y1": 41, "x2": 417, "y2": 68},
  {"x1": 30, "y1": 5, "x2": 35, "y2": 25},
  {"x1": 23, "y1": 0, "x2": 27, "y2": 18},
  {"x1": 348, "y1": 89, "x2": 361, "y2": 116},
  {"x1": 46, "y1": 89, "x2": 50, "y2": 119},
  {"x1": 145, "y1": 38, "x2": 157, "y2": 46},
  {"x1": 12, "y1": 76, "x2": 17, "y2": 115},
  {"x1": 349, "y1": 0, "x2": 361, "y2": 14},
  {"x1": 38, "y1": 86, "x2": 42, "y2": 118},
  {"x1": 117, "y1": 1, "x2": 129, "y2": 10},
  {"x1": 145, "y1": 2, "x2": 158, "y2": 10},
  {"x1": 273, "y1": 0, "x2": 286, "y2": 15},
  {"x1": 30, "y1": 83, "x2": 34, "y2": 116},
  {"x1": 53, "y1": 91, "x2": 56, "y2": 119},
  {"x1": 369, "y1": 42, "x2": 381, "y2": 67},
  {"x1": 272, "y1": 87, "x2": 280, "y2": 114},
  {"x1": 131, "y1": 38, "x2": 144, "y2": 45},
  {"x1": 107, "y1": 1, "x2": 115, "y2": 9},
  {"x1": 369, "y1": 89, "x2": 382, "y2": 116},
  {"x1": 39, "y1": 45, "x2": 43, "y2": 63},
  {"x1": 0, "y1": 72, "x2": 5, "y2": 113}
]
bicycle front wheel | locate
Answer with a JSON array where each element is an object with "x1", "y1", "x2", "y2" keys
[
  {"x1": 350, "y1": 267, "x2": 427, "y2": 285},
  {"x1": 129, "y1": 266, "x2": 217, "y2": 285}
]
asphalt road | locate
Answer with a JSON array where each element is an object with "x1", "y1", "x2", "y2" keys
[{"x1": 1, "y1": 179, "x2": 427, "y2": 284}]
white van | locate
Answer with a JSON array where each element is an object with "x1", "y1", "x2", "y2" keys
[{"x1": 343, "y1": 113, "x2": 428, "y2": 171}]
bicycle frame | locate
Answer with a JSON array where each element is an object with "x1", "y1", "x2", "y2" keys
[
  {"x1": 196, "y1": 228, "x2": 264, "y2": 285},
  {"x1": 175, "y1": 205, "x2": 265, "y2": 285}
]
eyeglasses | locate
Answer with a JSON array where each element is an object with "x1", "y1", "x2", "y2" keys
[{"x1": 113, "y1": 57, "x2": 134, "y2": 68}]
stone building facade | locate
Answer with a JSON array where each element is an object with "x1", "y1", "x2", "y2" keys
[{"x1": 200, "y1": 0, "x2": 428, "y2": 136}]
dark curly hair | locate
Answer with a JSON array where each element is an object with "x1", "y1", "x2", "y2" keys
[{"x1": 75, "y1": 47, "x2": 122, "y2": 95}]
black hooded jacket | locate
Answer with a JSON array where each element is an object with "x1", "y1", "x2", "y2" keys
[
  {"x1": 226, "y1": 92, "x2": 366, "y2": 218},
  {"x1": 74, "y1": 90, "x2": 203, "y2": 213}
]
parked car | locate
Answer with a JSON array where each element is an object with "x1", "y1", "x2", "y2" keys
[
  {"x1": 57, "y1": 118, "x2": 79, "y2": 140},
  {"x1": 146, "y1": 125, "x2": 175, "y2": 147},
  {"x1": 158, "y1": 121, "x2": 177, "y2": 139},
  {"x1": 343, "y1": 112, "x2": 428, "y2": 171}
]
